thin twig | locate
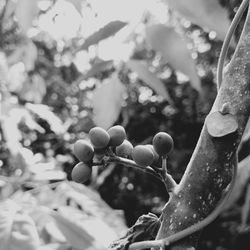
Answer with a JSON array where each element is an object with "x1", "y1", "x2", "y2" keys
[{"x1": 107, "y1": 156, "x2": 163, "y2": 182}]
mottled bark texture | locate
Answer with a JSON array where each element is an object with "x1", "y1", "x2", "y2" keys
[{"x1": 156, "y1": 3, "x2": 250, "y2": 249}]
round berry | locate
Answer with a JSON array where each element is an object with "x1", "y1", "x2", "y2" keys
[
  {"x1": 89, "y1": 127, "x2": 110, "y2": 149},
  {"x1": 153, "y1": 132, "x2": 173, "y2": 157},
  {"x1": 73, "y1": 140, "x2": 94, "y2": 163},
  {"x1": 146, "y1": 144, "x2": 159, "y2": 163},
  {"x1": 132, "y1": 145, "x2": 154, "y2": 167},
  {"x1": 116, "y1": 139, "x2": 133, "y2": 158},
  {"x1": 107, "y1": 125, "x2": 126, "y2": 147},
  {"x1": 71, "y1": 162, "x2": 92, "y2": 183}
]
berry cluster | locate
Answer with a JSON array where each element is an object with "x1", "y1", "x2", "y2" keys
[{"x1": 71, "y1": 125, "x2": 174, "y2": 186}]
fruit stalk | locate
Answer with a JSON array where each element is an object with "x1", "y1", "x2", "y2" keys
[
  {"x1": 160, "y1": 157, "x2": 177, "y2": 193},
  {"x1": 107, "y1": 156, "x2": 163, "y2": 181}
]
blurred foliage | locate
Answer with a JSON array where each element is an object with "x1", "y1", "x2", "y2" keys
[{"x1": 1, "y1": 0, "x2": 250, "y2": 249}]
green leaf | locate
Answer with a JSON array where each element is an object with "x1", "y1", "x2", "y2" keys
[
  {"x1": 50, "y1": 204, "x2": 124, "y2": 249},
  {"x1": 165, "y1": 0, "x2": 231, "y2": 41},
  {"x1": 84, "y1": 60, "x2": 113, "y2": 79},
  {"x1": 56, "y1": 182, "x2": 127, "y2": 234},
  {"x1": 241, "y1": 117, "x2": 250, "y2": 144},
  {"x1": 8, "y1": 62, "x2": 26, "y2": 92},
  {"x1": 25, "y1": 103, "x2": 65, "y2": 134},
  {"x1": 0, "y1": 200, "x2": 20, "y2": 250},
  {"x1": 3, "y1": 0, "x2": 16, "y2": 21},
  {"x1": 225, "y1": 155, "x2": 250, "y2": 210},
  {"x1": 81, "y1": 21, "x2": 128, "y2": 50},
  {"x1": 110, "y1": 213, "x2": 160, "y2": 250},
  {"x1": 0, "y1": 52, "x2": 8, "y2": 83},
  {"x1": 20, "y1": 74, "x2": 46, "y2": 104},
  {"x1": 1, "y1": 105, "x2": 22, "y2": 154},
  {"x1": 145, "y1": 24, "x2": 201, "y2": 93},
  {"x1": 240, "y1": 183, "x2": 250, "y2": 231},
  {"x1": 127, "y1": 59, "x2": 173, "y2": 103},
  {"x1": 206, "y1": 111, "x2": 238, "y2": 137},
  {"x1": 0, "y1": 200, "x2": 40, "y2": 250},
  {"x1": 22, "y1": 41, "x2": 38, "y2": 71},
  {"x1": 15, "y1": 0, "x2": 39, "y2": 34},
  {"x1": 50, "y1": 210, "x2": 100, "y2": 250},
  {"x1": 92, "y1": 74, "x2": 126, "y2": 129},
  {"x1": 65, "y1": 0, "x2": 83, "y2": 16}
]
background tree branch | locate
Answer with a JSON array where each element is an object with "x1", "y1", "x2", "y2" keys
[{"x1": 156, "y1": 2, "x2": 250, "y2": 249}]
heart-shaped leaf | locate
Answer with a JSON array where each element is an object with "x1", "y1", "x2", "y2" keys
[{"x1": 206, "y1": 111, "x2": 238, "y2": 137}]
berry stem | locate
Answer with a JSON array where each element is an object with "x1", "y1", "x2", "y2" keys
[
  {"x1": 92, "y1": 161, "x2": 105, "y2": 166},
  {"x1": 107, "y1": 156, "x2": 163, "y2": 182},
  {"x1": 106, "y1": 147, "x2": 116, "y2": 157},
  {"x1": 160, "y1": 157, "x2": 177, "y2": 193},
  {"x1": 162, "y1": 157, "x2": 167, "y2": 172}
]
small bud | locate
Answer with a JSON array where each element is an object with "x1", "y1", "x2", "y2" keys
[{"x1": 220, "y1": 102, "x2": 230, "y2": 115}]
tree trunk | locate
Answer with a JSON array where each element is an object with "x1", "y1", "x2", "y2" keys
[{"x1": 156, "y1": 2, "x2": 250, "y2": 249}]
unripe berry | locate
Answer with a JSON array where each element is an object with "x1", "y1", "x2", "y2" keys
[
  {"x1": 89, "y1": 127, "x2": 110, "y2": 149},
  {"x1": 71, "y1": 162, "x2": 92, "y2": 183},
  {"x1": 146, "y1": 144, "x2": 159, "y2": 163},
  {"x1": 107, "y1": 125, "x2": 126, "y2": 147},
  {"x1": 132, "y1": 145, "x2": 154, "y2": 167},
  {"x1": 153, "y1": 132, "x2": 173, "y2": 157},
  {"x1": 73, "y1": 140, "x2": 94, "y2": 163},
  {"x1": 116, "y1": 139, "x2": 133, "y2": 158}
]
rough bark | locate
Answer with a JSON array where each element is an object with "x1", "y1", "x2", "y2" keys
[{"x1": 156, "y1": 3, "x2": 250, "y2": 249}]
